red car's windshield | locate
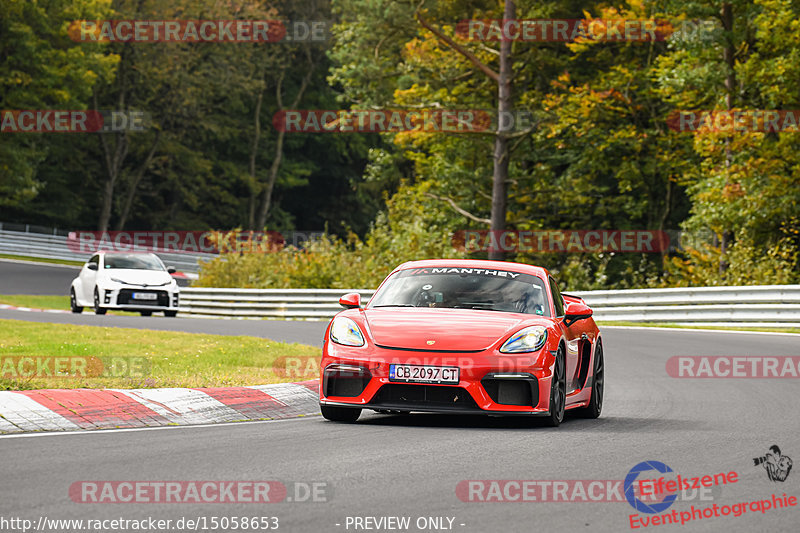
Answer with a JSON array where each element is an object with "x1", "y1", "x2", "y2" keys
[{"x1": 369, "y1": 267, "x2": 550, "y2": 316}]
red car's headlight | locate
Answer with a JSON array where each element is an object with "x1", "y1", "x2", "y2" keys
[
  {"x1": 330, "y1": 317, "x2": 366, "y2": 347},
  {"x1": 499, "y1": 326, "x2": 548, "y2": 353}
]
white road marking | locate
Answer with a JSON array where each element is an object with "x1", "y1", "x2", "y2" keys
[
  {"x1": 248, "y1": 383, "x2": 319, "y2": 415},
  {"x1": 0, "y1": 414, "x2": 319, "y2": 439},
  {"x1": 113, "y1": 388, "x2": 244, "y2": 425},
  {"x1": 0, "y1": 392, "x2": 81, "y2": 432},
  {"x1": 0, "y1": 414, "x2": 20, "y2": 433}
]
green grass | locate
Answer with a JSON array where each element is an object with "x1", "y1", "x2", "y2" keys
[
  {"x1": 0, "y1": 253, "x2": 83, "y2": 266},
  {"x1": 596, "y1": 321, "x2": 800, "y2": 334},
  {"x1": 0, "y1": 295, "x2": 71, "y2": 311},
  {"x1": 0, "y1": 319, "x2": 320, "y2": 390},
  {"x1": 0, "y1": 294, "x2": 141, "y2": 316}
]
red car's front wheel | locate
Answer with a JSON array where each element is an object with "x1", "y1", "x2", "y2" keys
[
  {"x1": 576, "y1": 342, "x2": 604, "y2": 419},
  {"x1": 544, "y1": 346, "x2": 566, "y2": 427}
]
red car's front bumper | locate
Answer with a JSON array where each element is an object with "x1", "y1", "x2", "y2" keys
[{"x1": 319, "y1": 344, "x2": 563, "y2": 415}]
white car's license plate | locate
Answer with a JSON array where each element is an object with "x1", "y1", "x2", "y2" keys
[
  {"x1": 132, "y1": 292, "x2": 158, "y2": 300},
  {"x1": 389, "y1": 364, "x2": 459, "y2": 384}
]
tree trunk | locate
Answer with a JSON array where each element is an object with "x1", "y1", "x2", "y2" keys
[
  {"x1": 488, "y1": 0, "x2": 515, "y2": 261},
  {"x1": 720, "y1": 2, "x2": 735, "y2": 274},
  {"x1": 658, "y1": 178, "x2": 672, "y2": 262},
  {"x1": 115, "y1": 131, "x2": 161, "y2": 230},
  {"x1": 96, "y1": 41, "x2": 132, "y2": 232},
  {"x1": 98, "y1": 128, "x2": 129, "y2": 232},
  {"x1": 247, "y1": 74, "x2": 266, "y2": 230},
  {"x1": 256, "y1": 129, "x2": 285, "y2": 229},
  {"x1": 255, "y1": 54, "x2": 314, "y2": 229}
]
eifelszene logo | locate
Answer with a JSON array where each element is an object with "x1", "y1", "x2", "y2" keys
[{"x1": 625, "y1": 461, "x2": 678, "y2": 514}]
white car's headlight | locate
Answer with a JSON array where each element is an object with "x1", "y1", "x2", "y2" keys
[
  {"x1": 499, "y1": 326, "x2": 548, "y2": 353},
  {"x1": 330, "y1": 317, "x2": 365, "y2": 347},
  {"x1": 109, "y1": 277, "x2": 126, "y2": 284}
]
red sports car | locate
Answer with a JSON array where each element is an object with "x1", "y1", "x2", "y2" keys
[{"x1": 319, "y1": 259, "x2": 603, "y2": 426}]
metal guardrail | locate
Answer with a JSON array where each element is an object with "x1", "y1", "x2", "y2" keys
[
  {"x1": 179, "y1": 288, "x2": 377, "y2": 319},
  {"x1": 2, "y1": 223, "x2": 797, "y2": 326},
  {"x1": 178, "y1": 285, "x2": 800, "y2": 326},
  {"x1": 0, "y1": 227, "x2": 212, "y2": 273},
  {"x1": 572, "y1": 285, "x2": 800, "y2": 327}
]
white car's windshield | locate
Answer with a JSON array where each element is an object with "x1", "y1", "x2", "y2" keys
[
  {"x1": 103, "y1": 254, "x2": 164, "y2": 271},
  {"x1": 369, "y1": 267, "x2": 550, "y2": 316}
]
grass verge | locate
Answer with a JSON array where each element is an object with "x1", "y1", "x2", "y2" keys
[
  {"x1": 0, "y1": 295, "x2": 142, "y2": 316},
  {"x1": 0, "y1": 295, "x2": 70, "y2": 311},
  {"x1": 596, "y1": 321, "x2": 800, "y2": 335},
  {"x1": 0, "y1": 294, "x2": 141, "y2": 316},
  {"x1": 0, "y1": 319, "x2": 319, "y2": 390}
]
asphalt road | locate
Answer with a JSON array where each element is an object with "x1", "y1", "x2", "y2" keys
[
  {"x1": 0, "y1": 307, "x2": 328, "y2": 346},
  {"x1": 0, "y1": 259, "x2": 80, "y2": 295},
  {"x1": 2, "y1": 327, "x2": 799, "y2": 532},
  {"x1": 0, "y1": 259, "x2": 325, "y2": 345}
]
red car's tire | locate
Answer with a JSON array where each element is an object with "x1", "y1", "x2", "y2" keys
[
  {"x1": 321, "y1": 405, "x2": 361, "y2": 423},
  {"x1": 543, "y1": 346, "x2": 566, "y2": 427},
  {"x1": 576, "y1": 342, "x2": 604, "y2": 419}
]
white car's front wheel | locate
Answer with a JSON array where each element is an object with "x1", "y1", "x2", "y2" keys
[
  {"x1": 93, "y1": 288, "x2": 107, "y2": 315},
  {"x1": 70, "y1": 288, "x2": 83, "y2": 314}
]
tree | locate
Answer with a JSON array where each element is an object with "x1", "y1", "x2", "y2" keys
[{"x1": 0, "y1": 0, "x2": 116, "y2": 209}]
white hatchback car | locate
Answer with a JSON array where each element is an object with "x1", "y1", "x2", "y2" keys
[{"x1": 70, "y1": 252, "x2": 180, "y2": 316}]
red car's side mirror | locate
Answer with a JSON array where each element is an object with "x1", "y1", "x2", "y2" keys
[
  {"x1": 564, "y1": 301, "x2": 592, "y2": 327},
  {"x1": 338, "y1": 292, "x2": 361, "y2": 309}
]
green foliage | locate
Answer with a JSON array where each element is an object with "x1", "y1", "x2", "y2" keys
[
  {"x1": 0, "y1": 0, "x2": 116, "y2": 207},
  {"x1": 3, "y1": 0, "x2": 799, "y2": 289},
  {"x1": 196, "y1": 186, "x2": 464, "y2": 288},
  {"x1": 3, "y1": 0, "x2": 375, "y2": 236}
]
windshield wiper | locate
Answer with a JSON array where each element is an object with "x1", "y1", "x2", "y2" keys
[
  {"x1": 451, "y1": 304, "x2": 502, "y2": 311},
  {"x1": 372, "y1": 304, "x2": 415, "y2": 308}
]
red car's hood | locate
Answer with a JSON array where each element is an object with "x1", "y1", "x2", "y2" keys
[{"x1": 363, "y1": 307, "x2": 538, "y2": 351}]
